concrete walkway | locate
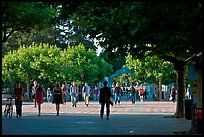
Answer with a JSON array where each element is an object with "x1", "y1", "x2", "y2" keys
[{"x1": 2, "y1": 101, "x2": 192, "y2": 135}]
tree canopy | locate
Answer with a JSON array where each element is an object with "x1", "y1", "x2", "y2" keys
[
  {"x1": 126, "y1": 53, "x2": 176, "y2": 85},
  {"x1": 2, "y1": 43, "x2": 113, "y2": 84},
  {"x1": 2, "y1": 2, "x2": 59, "y2": 44}
]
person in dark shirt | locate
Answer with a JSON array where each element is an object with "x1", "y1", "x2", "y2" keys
[
  {"x1": 52, "y1": 82, "x2": 63, "y2": 116},
  {"x1": 99, "y1": 81, "x2": 112, "y2": 120}
]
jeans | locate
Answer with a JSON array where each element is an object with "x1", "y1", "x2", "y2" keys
[
  {"x1": 71, "y1": 94, "x2": 77, "y2": 106},
  {"x1": 93, "y1": 94, "x2": 98, "y2": 101},
  {"x1": 131, "y1": 94, "x2": 136, "y2": 103},
  {"x1": 114, "y1": 93, "x2": 121, "y2": 104}
]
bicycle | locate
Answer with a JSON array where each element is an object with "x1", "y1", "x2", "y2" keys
[{"x1": 4, "y1": 97, "x2": 14, "y2": 119}]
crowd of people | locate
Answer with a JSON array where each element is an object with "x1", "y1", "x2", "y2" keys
[
  {"x1": 11, "y1": 80, "x2": 176, "y2": 120},
  {"x1": 111, "y1": 82, "x2": 148, "y2": 104}
]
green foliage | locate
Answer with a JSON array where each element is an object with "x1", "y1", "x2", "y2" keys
[
  {"x1": 125, "y1": 53, "x2": 176, "y2": 85},
  {"x1": 69, "y1": 2, "x2": 202, "y2": 60},
  {"x1": 2, "y1": 43, "x2": 112, "y2": 84},
  {"x1": 2, "y1": 2, "x2": 59, "y2": 43}
]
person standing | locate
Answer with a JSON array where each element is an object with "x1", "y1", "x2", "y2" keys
[
  {"x1": 70, "y1": 81, "x2": 79, "y2": 107},
  {"x1": 93, "y1": 86, "x2": 99, "y2": 101},
  {"x1": 82, "y1": 82, "x2": 91, "y2": 106},
  {"x1": 130, "y1": 84, "x2": 136, "y2": 104},
  {"x1": 52, "y1": 82, "x2": 63, "y2": 116},
  {"x1": 114, "y1": 82, "x2": 122, "y2": 104},
  {"x1": 36, "y1": 83, "x2": 45, "y2": 116},
  {"x1": 13, "y1": 81, "x2": 24, "y2": 118},
  {"x1": 32, "y1": 81, "x2": 38, "y2": 108},
  {"x1": 99, "y1": 81, "x2": 112, "y2": 120}
]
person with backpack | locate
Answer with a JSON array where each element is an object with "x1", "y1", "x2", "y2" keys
[
  {"x1": 70, "y1": 81, "x2": 79, "y2": 107},
  {"x1": 82, "y1": 82, "x2": 91, "y2": 106}
]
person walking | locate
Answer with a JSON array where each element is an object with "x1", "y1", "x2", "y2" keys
[
  {"x1": 93, "y1": 86, "x2": 99, "y2": 101},
  {"x1": 13, "y1": 81, "x2": 24, "y2": 118},
  {"x1": 130, "y1": 84, "x2": 136, "y2": 104},
  {"x1": 32, "y1": 81, "x2": 38, "y2": 108},
  {"x1": 61, "y1": 83, "x2": 67, "y2": 105},
  {"x1": 52, "y1": 82, "x2": 63, "y2": 116},
  {"x1": 36, "y1": 83, "x2": 45, "y2": 116},
  {"x1": 99, "y1": 81, "x2": 112, "y2": 120},
  {"x1": 170, "y1": 86, "x2": 177, "y2": 102},
  {"x1": 114, "y1": 82, "x2": 122, "y2": 104},
  {"x1": 70, "y1": 81, "x2": 79, "y2": 107},
  {"x1": 139, "y1": 87, "x2": 144, "y2": 102},
  {"x1": 47, "y1": 87, "x2": 52, "y2": 102},
  {"x1": 82, "y1": 82, "x2": 91, "y2": 106}
]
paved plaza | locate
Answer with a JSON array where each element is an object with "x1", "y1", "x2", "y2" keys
[{"x1": 2, "y1": 100, "x2": 192, "y2": 135}]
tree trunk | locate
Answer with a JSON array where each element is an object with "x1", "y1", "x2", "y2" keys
[{"x1": 173, "y1": 60, "x2": 186, "y2": 118}]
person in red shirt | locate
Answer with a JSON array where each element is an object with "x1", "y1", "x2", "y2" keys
[
  {"x1": 139, "y1": 87, "x2": 144, "y2": 102},
  {"x1": 13, "y1": 81, "x2": 24, "y2": 118}
]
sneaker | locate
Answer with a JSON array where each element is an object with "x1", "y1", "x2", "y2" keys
[
  {"x1": 16, "y1": 115, "x2": 19, "y2": 118},
  {"x1": 106, "y1": 117, "x2": 109, "y2": 120},
  {"x1": 57, "y1": 112, "x2": 59, "y2": 116}
]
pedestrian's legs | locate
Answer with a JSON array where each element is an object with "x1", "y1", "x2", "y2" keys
[
  {"x1": 71, "y1": 95, "x2": 74, "y2": 106},
  {"x1": 35, "y1": 100, "x2": 36, "y2": 107},
  {"x1": 131, "y1": 95, "x2": 133, "y2": 103},
  {"x1": 15, "y1": 100, "x2": 19, "y2": 117},
  {"x1": 114, "y1": 94, "x2": 117, "y2": 104},
  {"x1": 133, "y1": 95, "x2": 135, "y2": 103},
  {"x1": 93, "y1": 94, "x2": 96, "y2": 101},
  {"x1": 64, "y1": 95, "x2": 66, "y2": 105},
  {"x1": 85, "y1": 95, "x2": 89, "y2": 106},
  {"x1": 73, "y1": 95, "x2": 77, "y2": 107},
  {"x1": 100, "y1": 102, "x2": 105, "y2": 119},
  {"x1": 38, "y1": 103, "x2": 41, "y2": 116},
  {"x1": 19, "y1": 101, "x2": 23, "y2": 117},
  {"x1": 106, "y1": 101, "x2": 110, "y2": 119},
  {"x1": 118, "y1": 96, "x2": 121, "y2": 104},
  {"x1": 56, "y1": 104, "x2": 60, "y2": 116}
]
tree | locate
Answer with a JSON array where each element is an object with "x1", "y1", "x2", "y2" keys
[
  {"x1": 2, "y1": 2, "x2": 59, "y2": 44},
  {"x1": 126, "y1": 53, "x2": 177, "y2": 99},
  {"x1": 2, "y1": 43, "x2": 112, "y2": 85},
  {"x1": 126, "y1": 53, "x2": 176, "y2": 85},
  {"x1": 99, "y1": 50, "x2": 125, "y2": 73},
  {"x1": 65, "y1": 2, "x2": 202, "y2": 119}
]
